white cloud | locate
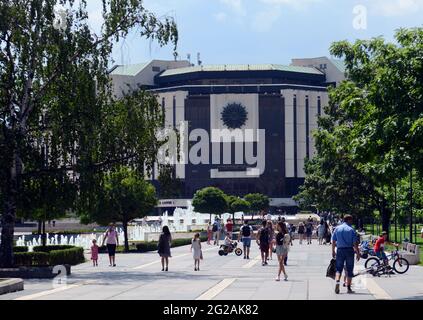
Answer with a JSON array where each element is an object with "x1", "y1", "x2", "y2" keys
[
  {"x1": 251, "y1": 7, "x2": 282, "y2": 32},
  {"x1": 214, "y1": 12, "x2": 228, "y2": 22},
  {"x1": 258, "y1": 0, "x2": 321, "y2": 10},
  {"x1": 219, "y1": 0, "x2": 247, "y2": 16},
  {"x1": 370, "y1": 0, "x2": 423, "y2": 16}
]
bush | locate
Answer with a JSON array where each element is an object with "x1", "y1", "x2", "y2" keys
[
  {"x1": 49, "y1": 247, "x2": 85, "y2": 266},
  {"x1": 14, "y1": 252, "x2": 49, "y2": 267},
  {"x1": 14, "y1": 246, "x2": 85, "y2": 267},
  {"x1": 33, "y1": 245, "x2": 76, "y2": 253},
  {"x1": 171, "y1": 238, "x2": 192, "y2": 247},
  {"x1": 135, "y1": 242, "x2": 158, "y2": 253},
  {"x1": 13, "y1": 246, "x2": 29, "y2": 253}
]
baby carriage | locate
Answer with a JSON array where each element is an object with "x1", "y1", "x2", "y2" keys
[
  {"x1": 218, "y1": 241, "x2": 243, "y2": 256},
  {"x1": 359, "y1": 240, "x2": 375, "y2": 259}
]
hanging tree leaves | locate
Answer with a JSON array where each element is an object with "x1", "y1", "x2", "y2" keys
[{"x1": 0, "y1": 0, "x2": 178, "y2": 267}]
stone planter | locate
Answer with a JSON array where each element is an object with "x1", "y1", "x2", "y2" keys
[
  {"x1": 0, "y1": 265, "x2": 71, "y2": 279},
  {"x1": 0, "y1": 278, "x2": 24, "y2": 295}
]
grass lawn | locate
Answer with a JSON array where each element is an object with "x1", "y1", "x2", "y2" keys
[
  {"x1": 364, "y1": 224, "x2": 423, "y2": 245},
  {"x1": 385, "y1": 244, "x2": 423, "y2": 266}
]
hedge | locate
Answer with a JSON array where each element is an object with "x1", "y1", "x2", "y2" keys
[
  {"x1": 33, "y1": 245, "x2": 75, "y2": 253},
  {"x1": 13, "y1": 246, "x2": 29, "y2": 253},
  {"x1": 99, "y1": 236, "x2": 209, "y2": 253},
  {"x1": 13, "y1": 246, "x2": 85, "y2": 267},
  {"x1": 49, "y1": 247, "x2": 85, "y2": 266},
  {"x1": 14, "y1": 252, "x2": 50, "y2": 266}
]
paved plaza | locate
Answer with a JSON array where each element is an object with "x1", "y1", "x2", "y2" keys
[{"x1": 1, "y1": 241, "x2": 422, "y2": 300}]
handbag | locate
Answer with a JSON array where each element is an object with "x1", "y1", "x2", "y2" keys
[
  {"x1": 326, "y1": 258, "x2": 336, "y2": 280},
  {"x1": 200, "y1": 251, "x2": 203, "y2": 260}
]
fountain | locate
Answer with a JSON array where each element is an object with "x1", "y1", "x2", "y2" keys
[{"x1": 13, "y1": 201, "x2": 265, "y2": 251}]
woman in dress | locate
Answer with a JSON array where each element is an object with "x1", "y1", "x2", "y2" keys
[
  {"x1": 158, "y1": 225, "x2": 172, "y2": 271},
  {"x1": 191, "y1": 233, "x2": 203, "y2": 271},
  {"x1": 275, "y1": 221, "x2": 290, "y2": 281},
  {"x1": 101, "y1": 223, "x2": 119, "y2": 267},
  {"x1": 298, "y1": 222, "x2": 305, "y2": 245}
]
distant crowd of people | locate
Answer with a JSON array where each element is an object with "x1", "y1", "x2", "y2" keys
[{"x1": 92, "y1": 212, "x2": 393, "y2": 293}]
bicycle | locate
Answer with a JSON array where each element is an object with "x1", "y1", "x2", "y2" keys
[{"x1": 364, "y1": 245, "x2": 409, "y2": 276}]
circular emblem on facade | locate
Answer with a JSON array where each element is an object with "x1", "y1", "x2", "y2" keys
[{"x1": 220, "y1": 103, "x2": 248, "y2": 129}]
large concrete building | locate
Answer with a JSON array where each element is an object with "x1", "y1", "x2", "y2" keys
[{"x1": 110, "y1": 57, "x2": 346, "y2": 214}]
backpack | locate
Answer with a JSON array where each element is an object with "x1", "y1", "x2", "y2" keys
[
  {"x1": 260, "y1": 228, "x2": 269, "y2": 243},
  {"x1": 212, "y1": 223, "x2": 218, "y2": 232},
  {"x1": 241, "y1": 225, "x2": 251, "y2": 237}
]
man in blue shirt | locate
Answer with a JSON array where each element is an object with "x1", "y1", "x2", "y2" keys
[{"x1": 331, "y1": 215, "x2": 361, "y2": 294}]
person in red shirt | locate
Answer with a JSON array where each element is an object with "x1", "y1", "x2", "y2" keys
[
  {"x1": 374, "y1": 231, "x2": 397, "y2": 265},
  {"x1": 226, "y1": 219, "x2": 233, "y2": 239}
]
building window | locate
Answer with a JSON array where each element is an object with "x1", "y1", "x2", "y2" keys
[{"x1": 152, "y1": 66, "x2": 161, "y2": 72}]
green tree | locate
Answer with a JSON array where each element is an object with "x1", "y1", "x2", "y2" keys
[
  {"x1": 324, "y1": 28, "x2": 423, "y2": 234},
  {"x1": 296, "y1": 28, "x2": 423, "y2": 237},
  {"x1": 157, "y1": 164, "x2": 183, "y2": 198},
  {"x1": 86, "y1": 167, "x2": 157, "y2": 252},
  {"x1": 192, "y1": 187, "x2": 228, "y2": 222},
  {"x1": 18, "y1": 171, "x2": 77, "y2": 246},
  {"x1": 226, "y1": 196, "x2": 250, "y2": 226},
  {"x1": 244, "y1": 193, "x2": 269, "y2": 220},
  {"x1": 0, "y1": 0, "x2": 177, "y2": 267}
]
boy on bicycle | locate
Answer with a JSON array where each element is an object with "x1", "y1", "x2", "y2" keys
[{"x1": 374, "y1": 231, "x2": 397, "y2": 266}]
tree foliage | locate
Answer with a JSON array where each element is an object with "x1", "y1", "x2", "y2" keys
[
  {"x1": 296, "y1": 28, "x2": 423, "y2": 237},
  {"x1": 244, "y1": 193, "x2": 269, "y2": 214},
  {"x1": 192, "y1": 187, "x2": 228, "y2": 219},
  {"x1": 0, "y1": 0, "x2": 178, "y2": 267},
  {"x1": 85, "y1": 166, "x2": 157, "y2": 252}
]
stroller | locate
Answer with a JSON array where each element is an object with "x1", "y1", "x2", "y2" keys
[
  {"x1": 359, "y1": 240, "x2": 375, "y2": 259},
  {"x1": 218, "y1": 241, "x2": 243, "y2": 256}
]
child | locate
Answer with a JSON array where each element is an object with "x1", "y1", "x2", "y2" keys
[
  {"x1": 191, "y1": 233, "x2": 202, "y2": 271},
  {"x1": 224, "y1": 234, "x2": 233, "y2": 248},
  {"x1": 91, "y1": 239, "x2": 99, "y2": 267}
]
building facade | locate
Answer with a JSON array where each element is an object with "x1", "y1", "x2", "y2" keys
[{"x1": 110, "y1": 58, "x2": 345, "y2": 213}]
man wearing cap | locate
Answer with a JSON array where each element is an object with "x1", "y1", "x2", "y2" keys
[{"x1": 331, "y1": 214, "x2": 360, "y2": 294}]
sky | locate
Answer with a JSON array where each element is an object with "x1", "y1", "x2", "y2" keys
[{"x1": 83, "y1": 0, "x2": 423, "y2": 66}]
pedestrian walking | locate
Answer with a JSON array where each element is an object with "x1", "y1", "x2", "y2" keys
[
  {"x1": 306, "y1": 221, "x2": 313, "y2": 244},
  {"x1": 298, "y1": 222, "x2": 305, "y2": 244},
  {"x1": 331, "y1": 215, "x2": 361, "y2": 294},
  {"x1": 289, "y1": 223, "x2": 295, "y2": 246},
  {"x1": 206, "y1": 222, "x2": 213, "y2": 245},
  {"x1": 257, "y1": 220, "x2": 270, "y2": 266},
  {"x1": 158, "y1": 226, "x2": 172, "y2": 272},
  {"x1": 226, "y1": 218, "x2": 233, "y2": 239},
  {"x1": 101, "y1": 223, "x2": 119, "y2": 267},
  {"x1": 275, "y1": 222, "x2": 290, "y2": 281},
  {"x1": 267, "y1": 221, "x2": 275, "y2": 260},
  {"x1": 318, "y1": 220, "x2": 326, "y2": 245},
  {"x1": 191, "y1": 233, "x2": 203, "y2": 271},
  {"x1": 91, "y1": 239, "x2": 99, "y2": 267},
  {"x1": 238, "y1": 220, "x2": 253, "y2": 259},
  {"x1": 212, "y1": 218, "x2": 220, "y2": 246}
]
